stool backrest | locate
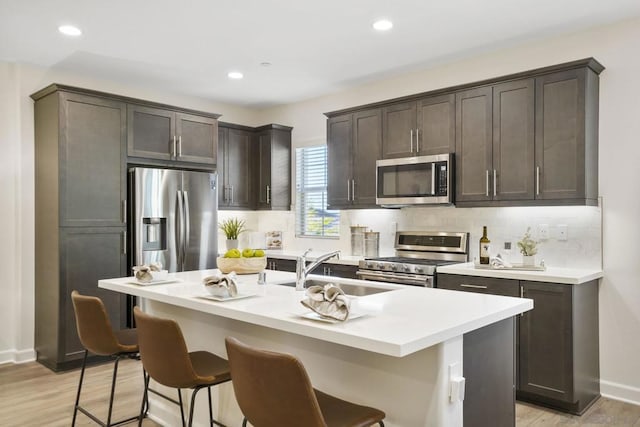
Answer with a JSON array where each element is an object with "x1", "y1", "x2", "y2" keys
[
  {"x1": 133, "y1": 306, "x2": 206, "y2": 388},
  {"x1": 225, "y1": 336, "x2": 327, "y2": 427},
  {"x1": 71, "y1": 290, "x2": 126, "y2": 356}
]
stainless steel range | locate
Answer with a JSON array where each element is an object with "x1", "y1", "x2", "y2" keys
[{"x1": 356, "y1": 231, "x2": 469, "y2": 287}]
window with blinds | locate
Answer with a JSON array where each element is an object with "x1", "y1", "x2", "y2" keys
[{"x1": 295, "y1": 146, "x2": 339, "y2": 237}]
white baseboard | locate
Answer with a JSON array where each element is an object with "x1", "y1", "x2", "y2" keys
[
  {"x1": 0, "y1": 348, "x2": 36, "y2": 365},
  {"x1": 601, "y1": 380, "x2": 640, "y2": 406}
]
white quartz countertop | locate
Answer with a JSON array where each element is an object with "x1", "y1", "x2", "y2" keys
[
  {"x1": 264, "y1": 250, "x2": 363, "y2": 266},
  {"x1": 99, "y1": 269, "x2": 531, "y2": 357},
  {"x1": 438, "y1": 262, "x2": 603, "y2": 285}
]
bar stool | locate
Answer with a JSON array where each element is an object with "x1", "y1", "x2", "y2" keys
[
  {"x1": 225, "y1": 336, "x2": 386, "y2": 427},
  {"x1": 70, "y1": 290, "x2": 145, "y2": 427},
  {"x1": 133, "y1": 306, "x2": 231, "y2": 427}
]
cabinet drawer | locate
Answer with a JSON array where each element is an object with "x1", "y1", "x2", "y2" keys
[{"x1": 437, "y1": 273, "x2": 520, "y2": 297}]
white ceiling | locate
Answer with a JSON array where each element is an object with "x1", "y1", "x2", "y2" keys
[{"x1": 2, "y1": 0, "x2": 640, "y2": 108}]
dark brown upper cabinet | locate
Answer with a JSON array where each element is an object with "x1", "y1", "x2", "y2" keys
[
  {"x1": 327, "y1": 109, "x2": 381, "y2": 209},
  {"x1": 128, "y1": 104, "x2": 218, "y2": 165},
  {"x1": 255, "y1": 125, "x2": 293, "y2": 210},
  {"x1": 535, "y1": 68, "x2": 598, "y2": 204},
  {"x1": 218, "y1": 122, "x2": 293, "y2": 211},
  {"x1": 382, "y1": 95, "x2": 455, "y2": 159},
  {"x1": 456, "y1": 79, "x2": 535, "y2": 204},
  {"x1": 327, "y1": 58, "x2": 604, "y2": 208},
  {"x1": 218, "y1": 124, "x2": 253, "y2": 210}
]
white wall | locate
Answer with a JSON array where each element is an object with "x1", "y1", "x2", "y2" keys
[
  {"x1": 252, "y1": 17, "x2": 640, "y2": 403},
  {"x1": 0, "y1": 61, "x2": 261, "y2": 364}
]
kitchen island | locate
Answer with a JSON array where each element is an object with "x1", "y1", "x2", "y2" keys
[{"x1": 99, "y1": 269, "x2": 532, "y2": 427}]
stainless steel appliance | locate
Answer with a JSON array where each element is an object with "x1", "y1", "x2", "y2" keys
[
  {"x1": 376, "y1": 153, "x2": 454, "y2": 206},
  {"x1": 357, "y1": 231, "x2": 468, "y2": 287},
  {"x1": 130, "y1": 167, "x2": 218, "y2": 272}
]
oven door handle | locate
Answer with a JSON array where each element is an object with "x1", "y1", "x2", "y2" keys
[{"x1": 356, "y1": 270, "x2": 432, "y2": 286}]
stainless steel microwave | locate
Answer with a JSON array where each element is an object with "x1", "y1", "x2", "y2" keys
[{"x1": 376, "y1": 153, "x2": 454, "y2": 206}]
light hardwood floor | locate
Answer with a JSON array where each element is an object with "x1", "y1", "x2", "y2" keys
[{"x1": 1, "y1": 359, "x2": 639, "y2": 426}]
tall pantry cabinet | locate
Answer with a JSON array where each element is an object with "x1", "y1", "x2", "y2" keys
[{"x1": 33, "y1": 86, "x2": 128, "y2": 371}]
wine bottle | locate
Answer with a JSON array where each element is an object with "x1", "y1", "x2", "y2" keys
[{"x1": 479, "y1": 226, "x2": 490, "y2": 265}]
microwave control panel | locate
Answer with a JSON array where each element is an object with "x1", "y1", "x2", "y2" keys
[{"x1": 437, "y1": 163, "x2": 448, "y2": 195}]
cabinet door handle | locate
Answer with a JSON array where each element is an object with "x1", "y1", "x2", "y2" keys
[
  {"x1": 347, "y1": 180, "x2": 351, "y2": 201},
  {"x1": 351, "y1": 179, "x2": 355, "y2": 201},
  {"x1": 177, "y1": 136, "x2": 182, "y2": 158},
  {"x1": 122, "y1": 231, "x2": 127, "y2": 255},
  {"x1": 493, "y1": 169, "x2": 497, "y2": 197},
  {"x1": 460, "y1": 284, "x2": 488, "y2": 289},
  {"x1": 121, "y1": 200, "x2": 127, "y2": 224},
  {"x1": 328, "y1": 267, "x2": 332, "y2": 276},
  {"x1": 266, "y1": 185, "x2": 271, "y2": 204},
  {"x1": 416, "y1": 129, "x2": 420, "y2": 153},
  {"x1": 172, "y1": 135, "x2": 177, "y2": 158},
  {"x1": 410, "y1": 129, "x2": 414, "y2": 152},
  {"x1": 230, "y1": 186, "x2": 234, "y2": 204},
  {"x1": 536, "y1": 166, "x2": 540, "y2": 196},
  {"x1": 485, "y1": 170, "x2": 490, "y2": 197},
  {"x1": 520, "y1": 285, "x2": 525, "y2": 317}
]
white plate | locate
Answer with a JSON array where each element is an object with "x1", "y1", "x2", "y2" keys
[
  {"x1": 127, "y1": 278, "x2": 181, "y2": 286},
  {"x1": 299, "y1": 311, "x2": 365, "y2": 324},
  {"x1": 196, "y1": 292, "x2": 257, "y2": 302}
]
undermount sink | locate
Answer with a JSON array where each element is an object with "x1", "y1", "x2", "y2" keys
[{"x1": 274, "y1": 279, "x2": 393, "y2": 296}]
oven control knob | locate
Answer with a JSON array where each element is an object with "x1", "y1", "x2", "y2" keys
[
  {"x1": 366, "y1": 262, "x2": 374, "y2": 269},
  {"x1": 415, "y1": 267, "x2": 424, "y2": 274},
  {"x1": 390, "y1": 264, "x2": 398, "y2": 271},
  {"x1": 403, "y1": 265, "x2": 411, "y2": 272}
]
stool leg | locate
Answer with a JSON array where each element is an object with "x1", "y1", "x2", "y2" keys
[
  {"x1": 187, "y1": 387, "x2": 201, "y2": 427},
  {"x1": 138, "y1": 372, "x2": 150, "y2": 427},
  {"x1": 105, "y1": 355, "x2": 121, "y2": 426},
  {"x1": 242, "y1": 418, "x2": 248, "y2": 427},
  {"x1": 178, "y1": 389, "x2": 186, "y2": 427},
  {"x1": 207, "y1": 386, "x2": 213, "y2": 426},
  {"x1": 72, "y1": 349, "x2": 89, "y2": 427},
  {"x1": 379, "y1": 422, "x2": 385, "y2": 426}
]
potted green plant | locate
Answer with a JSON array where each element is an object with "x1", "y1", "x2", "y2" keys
[
  {"x1": 517, "y1": 227, "x2": 539, "y2": 266},
  {"x1": 219, "y1": 218, "x2": 246, "y2": 250}
]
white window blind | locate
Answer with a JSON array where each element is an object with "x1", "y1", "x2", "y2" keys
[{"x1": 296, "y1": 146, "x2": 339, "y2": 237}]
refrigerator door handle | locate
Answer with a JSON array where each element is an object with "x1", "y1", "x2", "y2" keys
[
  {"x1": 176, "y1": 190, "x2": 184, "y2": 269},
  {"x1": 183, "y1": 190, "x2": 190, "y2": 269}
]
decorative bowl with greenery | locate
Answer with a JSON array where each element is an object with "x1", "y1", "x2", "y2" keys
[
  {"x1": 218, "y1": 218, "x2": 246, "y2": 240},
  {"x1": 517, "y1": 227, "x2": 538, "y2": 256}
]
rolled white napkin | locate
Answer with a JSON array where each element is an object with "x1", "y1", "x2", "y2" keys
[
  {"x1": 203, "y1": 271, "x2": 238, "y2": 297},
  {"x1": 489, "y1": 254, "x2": 512, "y2": 269},
  {"x1": 301, "y1": 283, "x2": 350, "y2": 321},
  {"x1": 133, "y1": 262, "x2": 163, "y2": 282}
]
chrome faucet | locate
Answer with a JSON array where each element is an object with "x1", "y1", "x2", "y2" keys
[{"x1": 295, "y1": 249, "x2": 341, "y2": 291}]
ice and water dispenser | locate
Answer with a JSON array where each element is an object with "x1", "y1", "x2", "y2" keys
[{"x1": 142, "y1": 217, "x2": 167, "y2": 251}]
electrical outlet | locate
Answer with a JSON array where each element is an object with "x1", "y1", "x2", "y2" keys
[
  {"x1": 538, "y1": 224, "x2": 549, "y2": 240},
  {"x1": 557, "y1": 224, "x2": 568, "y2": 241}
]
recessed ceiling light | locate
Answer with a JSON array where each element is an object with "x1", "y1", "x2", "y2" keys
[
  {"x1": 260, "y1": 62, "x2": 272, "y2": 67},
  {"x1": 58, "y1": 25, "x2": 82, "y2": 36},
  {"x1": 373, "y1": 19, "x2": 393, "y2": 31},
  {"x1": 227, "y1": 71, "x2": 244, "y2": 80}
]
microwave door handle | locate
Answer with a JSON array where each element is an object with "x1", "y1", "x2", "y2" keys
[{"x1": 431, "y1": 163, "x2": 436, "y2": 195}]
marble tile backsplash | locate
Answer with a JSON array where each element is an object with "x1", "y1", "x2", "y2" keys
[{"x1": 218, "y1": 205, "x2": 602, "y2": 269}]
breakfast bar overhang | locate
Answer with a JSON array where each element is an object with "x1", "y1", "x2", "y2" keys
[{"x1": 99, "y1": 269, "x2": 532, "y2": 427}]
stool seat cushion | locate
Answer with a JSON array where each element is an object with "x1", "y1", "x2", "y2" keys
[
  {"x1": 315, "y1": 389, "x2": 386, "y2": 427},
  {"x1": 189, "y1": 351, "x2": 232, "y2": 386}
]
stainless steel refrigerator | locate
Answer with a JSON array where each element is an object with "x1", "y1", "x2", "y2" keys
[{"x1": 130, "y1": 167, "x2": 218, "y2": 272}]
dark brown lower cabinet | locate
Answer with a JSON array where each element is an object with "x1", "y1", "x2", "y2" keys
[
  {"x1": 438, "y1": 274, "x2": 600, "y2": 416},
  {"x1": 36, "y1": 227, "x2": 127, "y2": 371},
  {"x1": 319, "y1": 263, "x2": 358, "y2": 279},
  {"x1": 266, "y1": 258, "x2": 297, "y2": 272}
]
